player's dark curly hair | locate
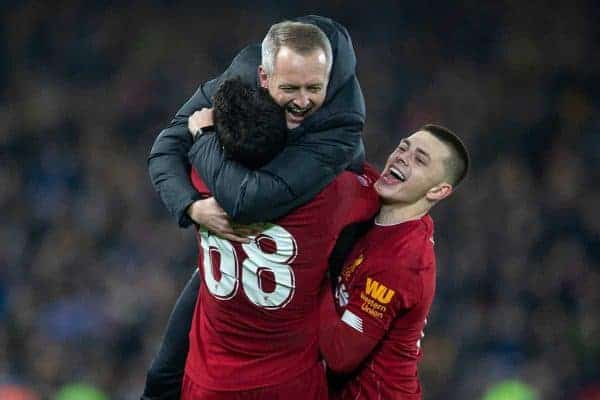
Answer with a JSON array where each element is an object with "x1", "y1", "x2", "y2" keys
[{"x1": 213, "y1": 78, "x2": 287, "y2": 169}]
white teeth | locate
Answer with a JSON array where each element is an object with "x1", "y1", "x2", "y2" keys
[
  {"x1": 287, "y1": 106, "x2": 310, "y2": 116},
  {"x1": 389, "y1": 167, "x2": 405, "y2": 182}
]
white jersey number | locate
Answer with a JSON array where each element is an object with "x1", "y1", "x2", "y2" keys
[{"x1": 199, "y1": 224, "x2": 297, "y2": 309}]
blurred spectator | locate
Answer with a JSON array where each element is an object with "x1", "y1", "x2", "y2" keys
[
  {"x1": 54, "y1": 383, "x2": 107, "y2": 400},
  {"x1": 482, "y1": 380, "x2": 538, "y2": 400},
  {"x1": 0, "y1": 384, "x2": 39, "y2": 400}
]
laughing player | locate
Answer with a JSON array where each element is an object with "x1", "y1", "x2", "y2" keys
[{"x1": 319, "y1": 125, "x2": 469, "y2": 399}]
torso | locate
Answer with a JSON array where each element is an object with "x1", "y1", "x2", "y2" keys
[
  {"x1": 186, "y1": 166, "x2": 380, "y2": 390},
  {"x1": 332, "y1": 216, "x2": 436, "y2": 400}
]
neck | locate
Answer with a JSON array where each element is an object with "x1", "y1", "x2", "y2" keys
[{"x1": 375, "y1": 200, "x2": 430, "y2": 226}]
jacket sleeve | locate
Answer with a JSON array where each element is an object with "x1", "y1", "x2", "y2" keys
[
  {"x1": 147, "y1": 45, "x2": 260, "y2": 228},
  {"x1": 188, "y1": 122, "x2": 364, "y2": 224},
  {"x1": 148, "y1": 82, "x2": 216, "y2": 227}
]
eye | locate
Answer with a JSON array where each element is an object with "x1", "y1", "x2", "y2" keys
[
  {"x1": 281, "y1": 87, "x2": 296, "y2": 93},
  {"x1": 308, "y1": 86, "x2": 322, "y2": 93},
  {"x1": 416, "y1": 158, "x2": 425, "y2": 165}
]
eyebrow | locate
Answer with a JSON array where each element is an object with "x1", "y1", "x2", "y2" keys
[
  {"x1": 401, "y1": 139, "x2": 431, "y2": 161},
  {"x1": 279, "y1": 82, "x2": 324, "y2": 88}
]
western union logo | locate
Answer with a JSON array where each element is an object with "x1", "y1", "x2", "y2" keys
[{"x1": 365, "y1": 277, "x2": 395, "y2": 304}]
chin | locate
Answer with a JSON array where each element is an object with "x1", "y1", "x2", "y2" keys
[
  {"x1": 286, "y1": 118, "x2": 302, "y2": 129},
  {"x1": 375, "y1": 182, "x2": 412, "y2": 204},
  {"x1": 374, "y1": 183, "x2": 395, "y2": 202},
  {"x1": 375, "y1": 179, "x2": 399, "y2": 194},
  {"x1": 374, "y1": 181, "x2": 384, "y2": 196}
]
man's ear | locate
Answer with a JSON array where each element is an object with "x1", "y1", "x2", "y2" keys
[
  {"x1": 258, "y1": 66, "x2": 269, "y2": 89},
  {"x1": 426, "y1": 182, "x2": 453, "y2": 202}
]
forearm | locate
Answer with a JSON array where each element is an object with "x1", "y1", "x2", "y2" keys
[
  {"x1": 148, "y1": 83, "x2": 214, "y2": 227},
  {"x1": 228, "y1": 171, "x2": 299, "y2": 223},
  {"x1": 189, "y1": 127, "x2": 364, "y2": 223},
  {"x1": 187, "y1": 134, "x2": 296, "y2": 223},
  {"x1": 319, "y1": 290, "x2": 377, "y2": 373},
  {"x1": 148, "y1": 128, "x2": 198, "y2": 227}
]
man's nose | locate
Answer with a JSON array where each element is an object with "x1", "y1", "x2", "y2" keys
[
  {"x1": 294, "y1": 93, "x2": 310, "y2": 108},
  {"x1": 394, "y1": 152, "x2": 409, "y2": 166}
]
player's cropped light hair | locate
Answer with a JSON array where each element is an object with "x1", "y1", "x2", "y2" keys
[
  {"x1": 261, "y1": 21, "x2": 333, "y2": 76},
  {"x1": 421, "y1": 124, "x2": 470, "y2": 187}
]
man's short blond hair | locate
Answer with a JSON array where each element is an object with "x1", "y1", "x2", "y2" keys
[{"x1": 261, "y1": 21, "x2": 333, "y2": 76}]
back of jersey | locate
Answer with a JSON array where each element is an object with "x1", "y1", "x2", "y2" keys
[{"x1": 185, "y1": 166, "x2": 380, "y2": 391}]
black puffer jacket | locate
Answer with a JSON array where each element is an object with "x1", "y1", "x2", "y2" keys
[{"x1": 148, "y1": 15, "x2": 366, "y2": 226}]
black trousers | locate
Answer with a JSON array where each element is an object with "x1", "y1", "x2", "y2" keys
[{"x1": 141, "y1": 269, "x2": 200, "y2": 400}]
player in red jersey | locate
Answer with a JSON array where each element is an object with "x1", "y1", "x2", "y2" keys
[
  {"x1": 319, "y1": 125, "x2": 469, "y2": 400},
  {"x1": 181, "y1": 80, "x2": 380, "y2": 399}
]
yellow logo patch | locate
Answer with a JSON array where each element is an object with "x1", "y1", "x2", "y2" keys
[{"x1": 365, "y1": 277, "x2": 395, "y2": 304}]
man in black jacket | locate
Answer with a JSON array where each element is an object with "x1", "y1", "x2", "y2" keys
[
  {"x1": 149, "y1": 15, "x2": 365, "y2": 228},
  {"x1": 144, "y1": 15, "x2": 366, "y2": 399}
]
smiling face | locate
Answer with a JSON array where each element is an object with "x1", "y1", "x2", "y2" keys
[
  {"x1": 258, "y1": 46, "x2": 329, "y2": 129},
  {"x1": 375, "y1": 130, "x2": 454, "y2": 205}
]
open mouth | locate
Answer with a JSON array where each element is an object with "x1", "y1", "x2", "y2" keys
[
  {"x1": 380, "y1": 166, "x2": 407, "y2": 185},
  {"x1": 389, "y1": 167, "x2": 406, "y2": 182},
  {"x1": 286, "y1": 104, "x2": 312, "y2": 119}
]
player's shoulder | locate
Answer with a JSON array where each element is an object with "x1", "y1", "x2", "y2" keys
[
  {"x1": 362, "y1": 162, "x2": 381, "y2": 182},
  {"x1": 365, "y1": 217, "x2": 435, "y2": 303},
  {"x1": 334, "y1": 163, "x2": 379, "y2": 190},
  {"x1": 412, "y1": 215, "x2": 436, "y2": 262},
  {"x1": 355, "y1": 245, "x2": 424, "y2": 307},
  {"x1": 398, "y1": 215, "x2": 435, "y2": 253},
  {"x1": 372, "y1": 217, "x2": 435, "y2": 272}
]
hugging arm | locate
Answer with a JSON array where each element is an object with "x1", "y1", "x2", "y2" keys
[{"x1": 189, "y1": 123, "x2": 364, "y2": 223}]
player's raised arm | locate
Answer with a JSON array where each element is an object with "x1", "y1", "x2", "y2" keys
[{"x1": 147, "y1": 85, "x2": 211, "y2": 228}]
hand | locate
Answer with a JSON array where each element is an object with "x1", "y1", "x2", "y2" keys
[
  {"x1": 186, "y1": 197, "x2": 249, "y2": 243},
  {"x1": 188, "y1": 108, "x2": 214, "y2": 138},
  {"x1": 231, "y1": 223, "x2": 264, "y2": 238}
]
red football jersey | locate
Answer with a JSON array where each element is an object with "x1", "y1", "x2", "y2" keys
[
  {"x1": 332, "y1": 215, "x2": 436, "y2": 400},
  {"x1": 185, "y1": 165, "x2": 381, "y2": 391}
]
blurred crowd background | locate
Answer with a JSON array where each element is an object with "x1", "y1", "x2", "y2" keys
[{"x1": 1, "y1": 1, "x2": 599, "y2": 399}]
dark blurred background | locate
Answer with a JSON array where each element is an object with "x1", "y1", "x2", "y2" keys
[{"x1": 1, "y1": 1, "x2": 599, "y2": 399}]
